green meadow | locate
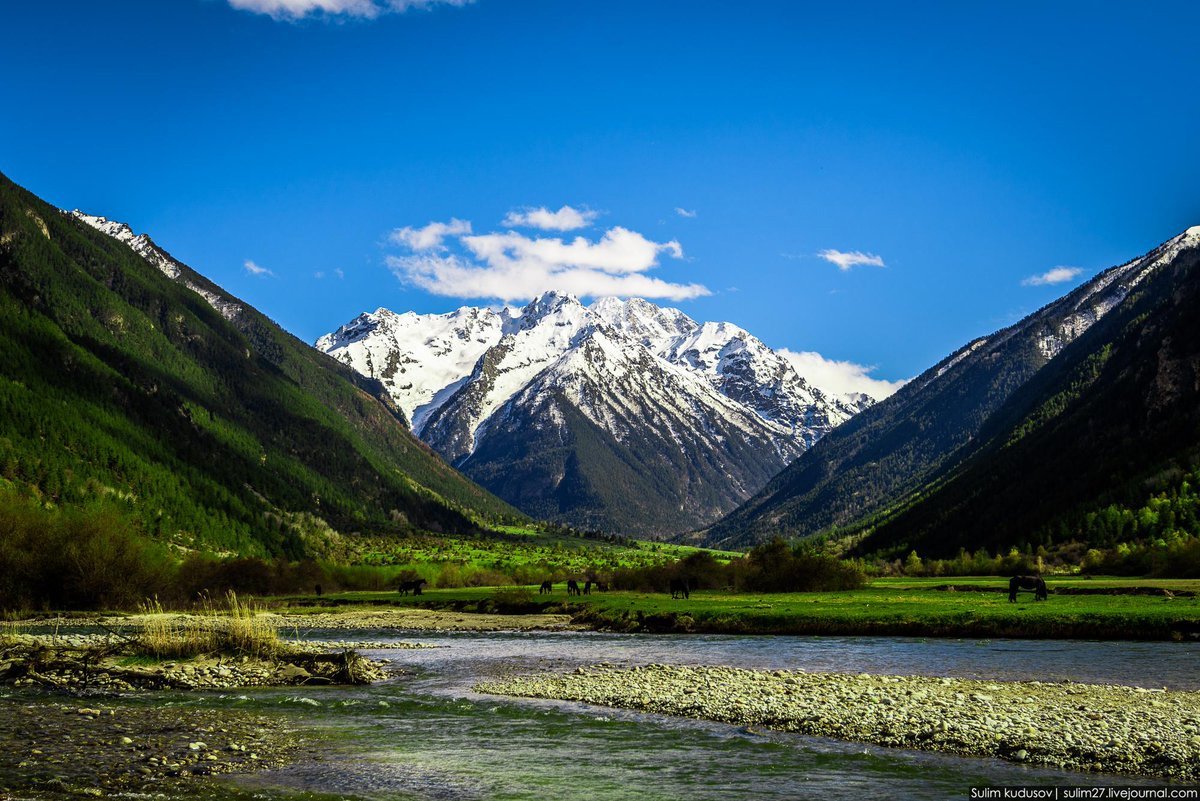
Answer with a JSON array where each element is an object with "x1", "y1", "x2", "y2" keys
[{"x1": 271, "y1": 576, "x2": 1200, "y2": 641}]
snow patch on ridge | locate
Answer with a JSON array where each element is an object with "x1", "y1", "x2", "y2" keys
[{"x1": 67, "y1": 210, "x2": 243, "y2": 322}]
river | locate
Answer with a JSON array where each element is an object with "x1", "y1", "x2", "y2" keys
[{"x1": 210, "y1": 630, "x2": 1198, "y2": 799}]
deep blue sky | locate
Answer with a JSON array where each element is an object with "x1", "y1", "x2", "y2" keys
[{"x1": 3, "y1": 1, "x2": 1198, "y2": 387}]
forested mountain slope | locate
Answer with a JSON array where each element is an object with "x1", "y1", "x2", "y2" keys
[
  {"x1": 855, "y1": 228, "x2": 1200, "y2": 557},
  {"x1": 706, "y1": 227, "x2": 1199, "y2": 549},
  {"x1": 0, "y1": 172, "x2": 519, "y2": 557}
]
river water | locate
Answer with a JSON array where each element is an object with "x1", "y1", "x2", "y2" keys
[{"x1": 211, "y1": 631, "x2": 1198, "y2": 800}]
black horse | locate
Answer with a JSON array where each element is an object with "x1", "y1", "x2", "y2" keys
[
  {"x1": 669, "y1": 578, "x2": 690, "y2": 600},
  {"x1": 1009, "y1": 575, "x2": 1048, "y2": 602},
  {"x1": 398, "y1": 578, "x2": 427, "y2": 596},
  {"x1": 567, "y1": 579, "x2": 582, "y2": 596},
  {"x1": 539, "y1": 580, "x2": 553, "y2": 594},
  {"x1": 583, "y1": 580, "x2": 593, "y2": 595}
]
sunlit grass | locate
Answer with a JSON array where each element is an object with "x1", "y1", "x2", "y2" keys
[
  {"x1": 266, "y1": 577, "x2": 1200, "y2": 639},
  {"x1": 135, "y1": 591, "x2": 280, "y2": 660}
]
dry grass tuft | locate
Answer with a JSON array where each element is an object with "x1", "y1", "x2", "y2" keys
[
  {"x1": 136, "y1": 592, "x2": 280, "y2": 660},
  {"x1": 0, "y1": 620, "x2": 27, "y2": 647}
]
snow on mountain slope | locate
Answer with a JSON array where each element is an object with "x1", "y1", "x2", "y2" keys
[
  {"x1": 67, "y1": 211, "x2": 244, "y2": 322},
  {"x1": 318, "y1": 291, "x2": 866, "y2": 534},
  {"x1": 320, "y1": 292, "x2": 855, "y2": 457},
  {"x1": 315, "y1": 306, "x2": 516, "y2": 432}
]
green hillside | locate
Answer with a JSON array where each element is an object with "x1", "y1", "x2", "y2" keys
[
  {"x1": 703, "y1": 229, "x2": 1198, "y2": 553},
  {"x1": 0, "y1": 172, "x2": 521, "y2": 558},
  {"x1": 854, "y1": 242, "x2": 1200, "y2": 559}
]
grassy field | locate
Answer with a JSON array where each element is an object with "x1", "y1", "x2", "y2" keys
[
  {"x1": 316, "y1": 528, "x2": 735, "y2": 586},
  {"x1": 269, "y1": 576, "x2": 1200, "y2": 641}
]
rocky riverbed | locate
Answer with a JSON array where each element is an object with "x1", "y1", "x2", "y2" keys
[
  {"x1": 0, "y1": 632, "x2": 394, "y2": 692},
  {"x1": 477, "y1": 664, "x2": 1200, "y2": 780},
  {"x1": 0, "y1": 694, "x2": 310, "y2": 797},
  {"x1": 265, "y1": 607, "x2": 577, "y2": 632}
]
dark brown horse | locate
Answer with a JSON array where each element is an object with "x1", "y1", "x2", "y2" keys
[
  {"x1": 398, "y1": 578, "x2": 427, "y2": 596},
  {"x1": 1009, "y1": 575, "x2": 1048, "y2": 602},
  {"x1": 669, "y1": 578, "x2": 690, "y2": 600},
  {"x1": 539, "y1": 580, "x2": 553, "y2": 594},
  {"x1": 566, "y1": 579, "x2": 582, "y2": 596}
]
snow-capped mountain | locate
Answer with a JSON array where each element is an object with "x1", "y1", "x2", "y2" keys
[
  {"x1": 67, "y1": 211, "x2": 245, "y2": 322},
  {"x1": 318, "y1": 292, "x2": 863, "y2": 535}
]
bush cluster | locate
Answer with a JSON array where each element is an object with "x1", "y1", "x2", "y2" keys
[{"x1": 610, "y1": 540, "x2": 866, "y2": 593}]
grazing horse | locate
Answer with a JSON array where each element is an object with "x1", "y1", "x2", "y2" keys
[
  {"x1": 1008, "y1": 575, "x2": 1048, "y2": 602},
  {"x1": 567, "y1": 579, "x2": 581, "y2": 596},
  {"x1": 397, "y1": 578, "x2": 427, "y2": 596},
  {"x1": 539, "y1": 580, "x2": 553, "y2": 594},
  {"x1": 669, "y1": 578, "x2": 690, "y2": 600}
]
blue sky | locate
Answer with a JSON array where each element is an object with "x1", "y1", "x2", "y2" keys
[{"x1": 3, "y1": 1, "x2": 1198, "y2": 395}]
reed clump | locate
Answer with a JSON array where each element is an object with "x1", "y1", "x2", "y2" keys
[{"x1": 136, "y1": 591, "x2": 281, "y2": 660}]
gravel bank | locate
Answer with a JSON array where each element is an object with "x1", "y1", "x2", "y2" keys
[
  {"x1": 1, "y1": 633, "x2": 390, "y2": 692},
  {"x1": 266, "y1": 608, "x2": 576, "y2": 631},
  {"x1": 0, "y1": 694, "x2": 308, "y2": 796},
  {"x1": 477, "y1": 664, "x2": 1200, "y2": 780}
]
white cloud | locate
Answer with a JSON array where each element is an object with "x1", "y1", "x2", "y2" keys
[
  {"x1": 675, "y1": 207, "x2": 697, "y2": 218},
  {"x1": 384, "y1": 215, "x2": 706, "y2": 302},
  {"x1": 462, "y1": 227, "x2": 682, "y2": 275},
  {"x1": 502, "y1": 205, "x2": 598, "y2": 231},
  {"x1": 314, "y1": 270, "x2": 325, "y2": 279},
  {"x1": 334, "y1": 268, "x2": 345, "y2": 279},
  {"x1": 818, "y1": 249, "x2": 886, "y2": 271},
  {"x1": 780, "y1": 349, "x2": 907, "y2": 402},
  {"x1": 388, "y1": 218, "x2": 472, "y2": 251},
  {"x1": 244, "y1": 259, "x2": 274, "y2": 277},
  {"x1": 226, "y1": 0, "x2": 471, "y2": 20},
  {"x1": 1022, "y1": 266, "x2": 1083, "y2": 286}
]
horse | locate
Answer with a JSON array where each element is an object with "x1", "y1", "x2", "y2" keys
[
  {"x1": 397, "y1": 578, "x2": 427, "y2": 596},
  {"x1": 314, "y1": 584, "x2": 323, "y2": 597},
  {"x1": 539, "y1": 580, "x2": 553, "y2": 594},
  {"x1": 669, "y1": 578, "x2": 690, "y2": 600},
  {"x1": 1008, "y1": 575, "x2": 1048, "y2": 602},
  {"x1": 583, "y1": 580, "x2": 592, "y2": 595},
  {"x1": 566, "y1": 579, "x2": 581, "y2": 596}
]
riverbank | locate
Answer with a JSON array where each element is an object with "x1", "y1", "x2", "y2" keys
[
  {"x1": 265, "y1": 578, "x2": 1200, "y2": 641},
  {"x1": 0, "y1": 693, "x2": 310, "y2": 796},
  {"x1": 0, "y1": 625, "x2": 394, "y2": 692},
  {"x1": 267, "y1": 607, "x2": 578, "y2": 632},
  {"x1": 477, "y1": 664, "x2": 1200, "y2": 780}
]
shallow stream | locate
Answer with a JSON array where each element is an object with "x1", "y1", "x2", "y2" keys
[{"x1": 213, "y1": 631, "x2": 1199, "y2": 799}]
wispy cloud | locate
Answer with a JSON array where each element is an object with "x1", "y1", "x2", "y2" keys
[
  {"x1": 502, "y1": 205, "x2": 597, "y2": 232},
  {"x1": 244, "y1": 259, "x2": 274, "y2": 277},
  {"x1": 1022, "y1": 266, "x2": 1083, "y2": 286},
  {"x1": 226, "y1": 0, "x2": 472, "y2": 21},
  {"x1": 780, "y1": 349, "x2": 906, "y2": 402},
  {"x1": 389, "y1": 219, "x2": 472, "y2": 251},
  {"x1": 674, "y1": 207, "x2": 697, "y2": 219},
  {"x1": 817, "y1": 249, "x2": 886, "y2": 271},
  {"x1": 385, "y1": 215, "x2": 706, "y2": 302}
]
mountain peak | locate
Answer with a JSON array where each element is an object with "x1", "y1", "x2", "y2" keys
[{"x1": 317, "y1": 293, "x2": 861, "y2": 534}]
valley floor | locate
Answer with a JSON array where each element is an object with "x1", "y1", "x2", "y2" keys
[
  {"x1": 3, "y1": 591, "x2": 1199, "y2": 796},
  {"x1": 264, "y1": 576, "x2": 1200, "y2": 642}
]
